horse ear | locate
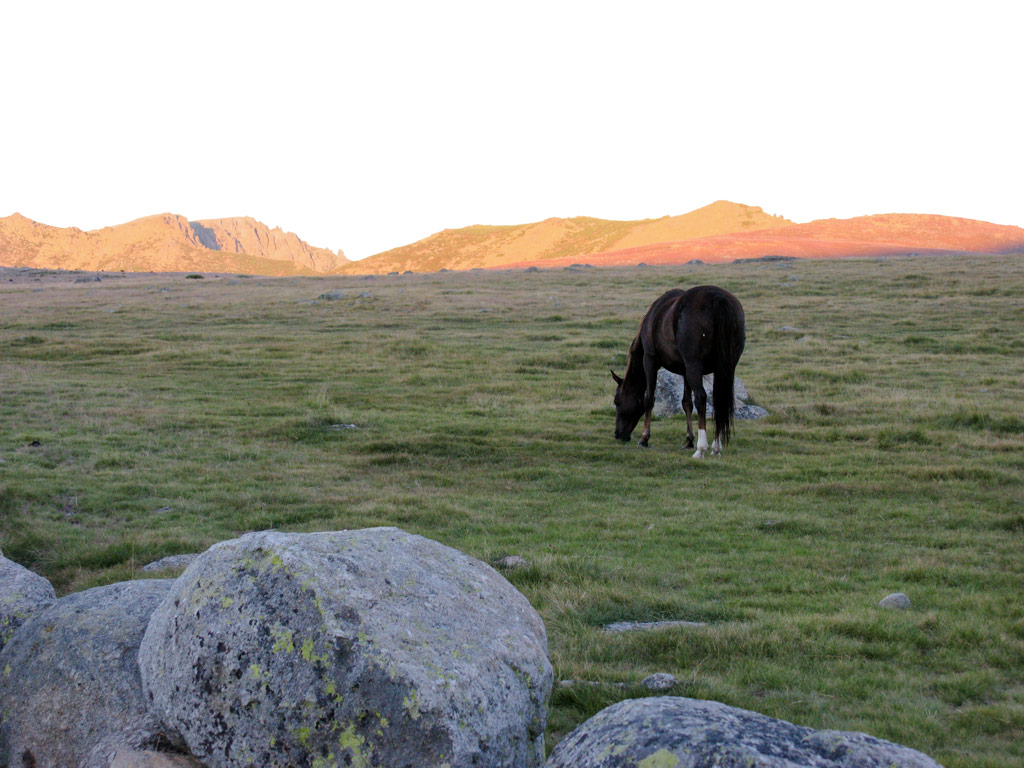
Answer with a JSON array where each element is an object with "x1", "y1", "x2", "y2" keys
[{"x1": 610, "y1": 369, "x2": 623, "y2": 385}]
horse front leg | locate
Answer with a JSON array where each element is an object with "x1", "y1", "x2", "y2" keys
[
  {"x1": 638, "y1": 357, "x2": 659, "y2": 448},
  {"x1": 638, "y1": 409, "x2": 653, "y2": 448}
]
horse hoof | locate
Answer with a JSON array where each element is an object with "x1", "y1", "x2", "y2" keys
[
  {"x1": 638, "y1": 439, "x2": 650, "y2": 448},
  {"x1": 684, "y1": 439, "x2": 695, "y2": 449},
  {"x1": 692, "y1": 449, "x2": 705, "y2": 459}
]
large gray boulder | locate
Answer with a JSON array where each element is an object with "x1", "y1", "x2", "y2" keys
[
  {"x1": 0, "y1": 579, "x2": 176, "y2": 768},
  {"x1": 545, "y1": 697, "x2": 943, "y2": 768},
  {"x1": 139, "y1": 528, "x2": 552, "y2": 768},
  {"x1": 654, "y1": 371, "x2": 768, "y2": 420},
  {"x1": 0, "y1": 551, "x2": 56, "y2": 652}
]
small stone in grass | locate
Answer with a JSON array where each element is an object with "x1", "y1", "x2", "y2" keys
[
  {"x1": 641, "y1": 673, "x2": 678, "y2": 691},
  {"x1": 496, "y1": 555, "x2": 529, "y2": 569},
  {"x1": 879, "y1": 592, "x2": 911, "y2": 610}
]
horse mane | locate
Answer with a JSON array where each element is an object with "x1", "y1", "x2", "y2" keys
[{"x1": 622, "y1": 333, "x2": 646, "y2": 389}]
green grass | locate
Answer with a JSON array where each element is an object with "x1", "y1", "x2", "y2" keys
[{"x1": 2, "y1": 256, "x2": 1023, "y2": 766}]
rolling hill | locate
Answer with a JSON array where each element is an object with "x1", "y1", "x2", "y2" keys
[
  {"x1": 497, "y1": 213, "x2": 1024, "y2": 269},
  {"x1": 340, "y1": 201, "x2": 792, "y2": 274}
]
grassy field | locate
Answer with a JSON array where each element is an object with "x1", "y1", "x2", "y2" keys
[{"x1": 1, "y1": 255, "x2": 1022, "y2": 766}]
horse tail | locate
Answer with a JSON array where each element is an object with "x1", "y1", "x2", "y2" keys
[
  {"x1": 712, "y1": 359, "x2": 736, "y2": 445},
  {"x1": 713, "y1": 293, "x2": 746, "y2": 446}
]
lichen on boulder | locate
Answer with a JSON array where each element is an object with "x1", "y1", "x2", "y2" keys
[
  {"x1": 139, "y1": 527, "x2": 552, "y2": 768},
  {"x1": 545, "y1": 696, "x2": 944, "y2": 768},
  {"x1": 0, "y1": 551, "x2": 56, "y2": 652},
  {"x1": 0, "y1": 579, "x2": 176, "y2": 768}
]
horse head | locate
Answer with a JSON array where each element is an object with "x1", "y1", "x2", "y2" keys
[{"x1": 611, "y1": 369, "x2": 644, "y2": 442}]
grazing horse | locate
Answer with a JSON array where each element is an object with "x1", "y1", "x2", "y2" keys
[{"x1": 611, "y1": 285, "x2": 745, "y2": 458}]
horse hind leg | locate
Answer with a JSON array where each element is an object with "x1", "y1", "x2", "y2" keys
[
  {"x1": 694, "y1": 425, "x2": 710, "y2": 460},
  {"x1": 709, "y1": 381, "x2": 723, "y2": 456},
  {"x1": 687, "y1": 370, "x2": 709, "y2": 459}
]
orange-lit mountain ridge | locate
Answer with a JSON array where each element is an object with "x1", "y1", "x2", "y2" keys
[
  {"x1": 0, "y1": 213, "x2": 347, "y2": 275},
  {"x1": 3, "y1": 204, "x2": 1022, "y2": 276},
  {"x1": 497, "y1": 212, "x2": 1024, "y2": 270}
]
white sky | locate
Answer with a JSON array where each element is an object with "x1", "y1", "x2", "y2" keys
[{"x1": 2, "y1": 1, "x2": 1021, "y2": 260}]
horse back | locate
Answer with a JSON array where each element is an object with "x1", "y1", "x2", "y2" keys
[{"x1": 639, "y1": 285, "x2": 744, "y2": 374}]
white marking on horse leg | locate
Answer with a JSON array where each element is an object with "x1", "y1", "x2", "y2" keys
[
  {"x1": 712, "y1": 436, "x2": 722, "y2": 456},
  {"x1": 693, "y1": 429, "x2": 708, "y2": 459}
]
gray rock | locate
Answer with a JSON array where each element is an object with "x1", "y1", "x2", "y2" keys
[
  {"x1": 139, "y1": 528, "x2": 552, "y2": 768},
  {"x1": 496, "y1": 555, "x2": 529, "y2": 569},
  {"x1": 317, "y1": 289, "x2": 347, "y2": 300},
  {"x1": 651, "y1": 370, "x2": 690, "y2": 419},
  {"x1": 0, "y1": 580, "x2": 176, "y2": 768},
  {"x1": 879, "y1": 592, "x2": 912, "y2": 610},
  {"x1": 603, "y1": 620, "x2": 707, "y2": 633},
  {"x1": 0, "y1": 553, "x2": 56, "y2": 652},
  {"x1": 653, "y1": 371, "x2": 766, "y2": 420},
  {"x1": 731, "y1": 377, "x2": 750, "y2": 402},
  {"x1": 545, "y1": 696, "x2": 944, "y2": 768},
  {"x1": 735, "y1": 404, "x2": 770, "y2": 420},
  {"x1": 640, "y1": 673, "x2": 678, "y2": 691},
  {"x1": 140, "y1": 554, "x2": 200, "y2": 573}
]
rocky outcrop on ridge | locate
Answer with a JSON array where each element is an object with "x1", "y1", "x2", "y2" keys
[
  {"x1": 0, "y1": 213, "x2": 346, "y2": 275},
  {"x1": 190, "y1": 217, "x2": 345, "y2": 272}
]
